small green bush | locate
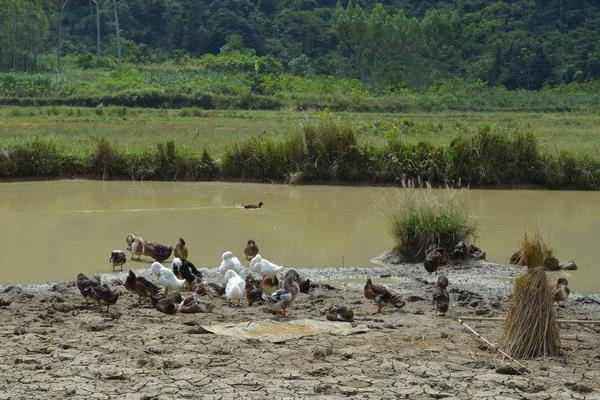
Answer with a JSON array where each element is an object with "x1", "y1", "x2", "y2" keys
[
  {"x1": 389, "y1": 190, "x2": 476, "y2": 262},
  {"x1": 87, "y1": 138, "x2": 125, "y2": 179},
  {"x1": 10, "y1": 138, "x2": 64, "y2": 177}
]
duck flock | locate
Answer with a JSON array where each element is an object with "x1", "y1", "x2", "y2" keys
[
  {"x1": 77, "y1": 233, "x2": 571, "y2": 320},
  {"x1": 79, "y1": 235, "x2": 315, "y2": 317}
]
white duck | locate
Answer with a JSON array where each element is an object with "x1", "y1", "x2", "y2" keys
[
  {"x1": 218, "y1": 251, "x2": 243, "y2": 276},
  {"x1": 224, "y1": 270, "x2": 245, "y2": 306},
  {"x1": 151, "y1": 261, "x2": 186, "y2": 293},
  {"x1": 250, "y1": 254, "x2": 283, "y2": 278}
]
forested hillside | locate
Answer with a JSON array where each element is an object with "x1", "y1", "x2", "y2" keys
[{"x1": 1, "y1": 0, "x2": 599, "y2": 90}]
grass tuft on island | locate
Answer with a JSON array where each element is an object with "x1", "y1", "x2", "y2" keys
[
  {"x1": 388, "y1": 188, "x2": 476, "y2": 262},
  {"x1": 2, "y1": 120, "x2": 600, "y2": 189}
]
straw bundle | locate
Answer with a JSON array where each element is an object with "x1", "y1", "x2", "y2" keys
[{"x1": 500, "y1": 234, "x2": 560, "y2": 358}]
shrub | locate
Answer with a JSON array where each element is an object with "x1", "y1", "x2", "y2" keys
[
  {"x1": 9, "y1": 138, "x2": 64, "y2": 177},
  {"x1": 446, "y1": 130, "x2": 542, "y2": 185},
  {"x1": 156, "y1": 141, "x2": 178, "y2": 180},
  {"x1": 388, "y1": 189, "x2": 476, "y2": 262},
  {"x1": 373, "y1": 140, "x2": 447, "y2": 184},
  {"x1": 303, "y1": 121, "x2": 366, "y2": 181},
  {"x1": 221, "y1": 135, "x2": 289, "y2": 181},
  {"x1": 87, "y1": 138, "x2": 125, "y2": 179}
]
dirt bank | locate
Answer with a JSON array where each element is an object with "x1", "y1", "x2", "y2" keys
[{"x1": 0, "y1": 262, "x2": 599, "y2": 399}]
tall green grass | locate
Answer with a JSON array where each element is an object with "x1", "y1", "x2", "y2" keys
[
  {"x1": 2, "y1": 121, "x2": 600, "y2": 189},
  {"x1": 221, "y1": 121, "x2": 368, "y2": 182},
  {"x1": 388, "y1": 188, "x2": 477, "y2": 262}
]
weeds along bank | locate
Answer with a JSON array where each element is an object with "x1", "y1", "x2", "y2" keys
[
  {"x1": 1, "y1": 122, "x2": 600, "y2": 189},
  {"x1": 2, "y1": 69, "x2": 600, "y2": 113}
]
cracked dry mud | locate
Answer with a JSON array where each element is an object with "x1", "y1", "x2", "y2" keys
[{"x1": 1, "y1": 262, "x2": 599, "y2": 399}]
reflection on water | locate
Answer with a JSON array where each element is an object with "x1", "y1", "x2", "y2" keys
[{"x1": 0, "y1": 180, "x2": 597, "y2": 293}]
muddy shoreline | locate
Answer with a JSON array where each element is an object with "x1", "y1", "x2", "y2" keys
[{"x1": 1, "y1": 261, "x2": 599, "y2": 399}]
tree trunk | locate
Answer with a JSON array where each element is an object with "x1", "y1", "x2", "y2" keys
[
  {"x1": 94, "y1": 0, "x2": 101, "y2": 59},
  {"x1": 12, "y1": 3, "x2": 17, "y2": 70},
  {"x1": 112, "y1": 0, "x2": 121, "y2": 64},
  {"x1": 57, "y1": 0, "x2": 69, "y2": 72}
]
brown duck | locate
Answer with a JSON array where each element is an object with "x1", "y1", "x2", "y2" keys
[
  {"x1": 260, "y1": 275, "x2": 279, "y2": 295},
  {"x1": 125, "y1": 270, "x2": 161, "y2": 304},
  {"x1": 432, "y1": 275, "x2": 450, "y2": 316},
  {"x1": 143, "y1": 241, "x2": 173, "y2": 262},
  {"x1": 244, "y1": 240, "x2": 259, "y2": 261},
  {"x1": 178, "y1": 295, "x2": 214, "y2": 313},
  {"x1": 424, "y1": 245, "x2": 448, "y2": 274},
  {"x1": 174, "y1": 238, "x2": 188, "y2": 260},
  {"x1": 245, "y1": 275, "x2": 264, "y2": 306},
  {"x1": 553, "y1": 278, "x2": 570, "y2": 305},
  {"x1": 326, "y1": 305, "x2": 354, "y2": 322},
  {"x1": 76, "y1": 273, "x2": 99, "y2": 305},
  {"x1": 150, "y1": 292, "x2": 182, "y2": 314},
  {"x1": 126, "y1": 234, "x2": 172, "y2": 262},
  {"x1": 89, "y1": 282, "x2": 120, "y2": 312},
  {"x1": 364, "y1": 278, "x2": 405, "y2": 313}
]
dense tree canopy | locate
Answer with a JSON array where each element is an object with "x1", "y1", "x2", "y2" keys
[{"x1": 1, "y1": 0, "x2": 600, "y2": 89}]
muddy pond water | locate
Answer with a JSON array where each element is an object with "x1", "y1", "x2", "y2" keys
[{"x1": 0, "y1": 180, "x2": 596, "y2": 293}]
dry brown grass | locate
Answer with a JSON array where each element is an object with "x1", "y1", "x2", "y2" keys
[
  {"x1": 501, "y1": 234, "x2": 560, "y2": 358},
  {"x1": 516, "y1": 233, "x2": 547, "y2": 269}
]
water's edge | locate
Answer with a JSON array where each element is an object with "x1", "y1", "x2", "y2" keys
[{"x1": 2, "y1": 262, "x2": 598, "y2": 301}]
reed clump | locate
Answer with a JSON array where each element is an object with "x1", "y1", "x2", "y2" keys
[
  {"x1": 500, "y1": 234, "x2": 561, "y2": 358},
  {"x1": 388, "y1": 187, "x2": 476, "y2": 262},
  {"x1": 221, "y1": 121, "x2": 368, "y2": 182},
  {"x1": 3, "y1": 121, "x2": 600, "y2": 189}
]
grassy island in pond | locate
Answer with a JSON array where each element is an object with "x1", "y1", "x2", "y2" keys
[{"x1": 388, "y1": 190, "x2": 476, "y2": 262}]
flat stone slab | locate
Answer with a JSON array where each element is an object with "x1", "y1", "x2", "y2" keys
[{"x1": 202, "y1": 318, "x2": 368, "y2": 343}]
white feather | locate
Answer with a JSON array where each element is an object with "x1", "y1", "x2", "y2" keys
[
  {"x1": 249, "y1": 254, "x2": 283, "y2": 277},
  {"x1": 224, "y1": 270, "x2": 245, "y2": 303},
  {"x1": 218, "y1": 251, "x2": 242, "y2": 276},
  {"x1": 151, "y1": 261, "x2": 185, "y2": 291}
]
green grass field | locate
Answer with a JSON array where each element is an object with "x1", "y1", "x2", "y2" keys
[{"x1": 1, "y1": 106, "x2": 599, "y2": 156}]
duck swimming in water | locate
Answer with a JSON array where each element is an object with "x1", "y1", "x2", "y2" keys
[{"x1": 243, "y1": 202, "x2": 263, "y2": 209}]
